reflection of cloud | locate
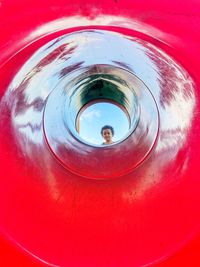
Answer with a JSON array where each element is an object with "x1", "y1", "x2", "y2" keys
[{"x1": 80, "y1": 110, "x2": 101, "y2": 122}]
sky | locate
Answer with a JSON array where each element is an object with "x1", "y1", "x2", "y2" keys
[{"x1": 78, "y1": 102, "x2": 130, "y2": 145}]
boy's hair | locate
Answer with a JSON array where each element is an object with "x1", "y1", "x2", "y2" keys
[{"x1": 101, "y1": 125, "x2": 114, "y2": 136}]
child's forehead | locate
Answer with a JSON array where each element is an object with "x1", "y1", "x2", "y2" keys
[{"x1": 103, "y1": 128, "x2": 112, "y2": 132}]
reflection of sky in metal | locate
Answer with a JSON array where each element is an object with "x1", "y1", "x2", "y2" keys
[{"x1": 79, "y1": 102, "x2": 130, "y2": 144}]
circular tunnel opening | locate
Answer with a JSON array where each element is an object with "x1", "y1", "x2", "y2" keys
[
  {"x1": 76, "y1": 99, "x2": 130, "y2": 145},
  {"x1": 64, "y1": 68, "x2": 140, "y2": 147},
  {"x1": 44, "y1": 63, "x2": 159, "y2": 177}
]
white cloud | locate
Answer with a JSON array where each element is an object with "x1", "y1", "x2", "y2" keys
[{"x1": 80, "y1": 109, "x2": 101, "y2": 122}]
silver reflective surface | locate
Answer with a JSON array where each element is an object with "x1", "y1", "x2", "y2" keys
[
  {"x1": 3, "y1": 29, "x2": 194, "y2": 180},
  {"x1": 43, "y1": 62, "x2": 158, "y2": 177},
  {"x1": 58, "y1": 64, "x2": 140, "y2": 147}
]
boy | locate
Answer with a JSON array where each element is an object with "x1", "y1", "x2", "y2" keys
[{"x1": 101, "y1": 125, "x2": 114, "y2": 145}]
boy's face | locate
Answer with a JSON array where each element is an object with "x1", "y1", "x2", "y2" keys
[{"x1": 102, "y1": 129, "x2": 113, "y2": 142}]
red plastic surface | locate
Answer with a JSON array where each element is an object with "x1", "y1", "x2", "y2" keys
[{"x1": 1, "y1": 1, "x2": 200, "y2": 266}]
